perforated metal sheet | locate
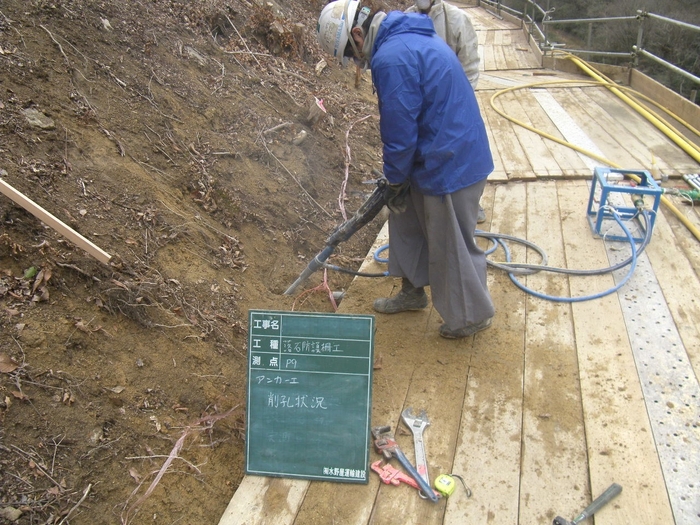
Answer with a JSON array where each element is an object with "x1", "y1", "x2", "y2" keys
[{"x1": 608, "y1": 247, "x2": 700, "y2": 524}]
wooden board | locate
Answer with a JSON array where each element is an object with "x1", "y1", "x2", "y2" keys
[
  {"x1": 482, "y1": 33, "x2": 497, "y2": 71},
  {"x1": 519, "y1": 181, "x2": 589, "y2": 522},
  {"x1": 0, "y1": 177, "x2": 112, "y2": 264},
  {"x1": 549, "y1": 88, "x2": 643, "y2": 169},
  {"x1": 521, "y1": 88, "x2": 593, "y2": 177},
  {"x1": 514, "y1": 45, "x2": 538, "y2": 69},
  {"x1": 463, "y1": 6, "x2": 516, "y2": 30},
  {"x1": 482, "y1": 91, "x2": 537, "y2": 180},
  {"x1": 583, "y1": 86, "x2": 700, "y2": 176},
  {"x1": 476, "y1": 91, "x2": 508, "y2": 182},
  {"x1": 446, "y1": 181, "x2": 527, "y2": 523},
  {"x1": 363, "y1": 309, "x2": 470, "y2": 524},
  {"x1": 217, "y1": 476, "x2": 307, "y2": 525},
  {"x1": 491, "y1": 43, "x2": 507, "y2": 71},
  {"x1": 506, "y1": 90, "x2": 564, "y2": 177},
  {"x1": 570, "y1": 87, "x2": 661, "y2": 170}
]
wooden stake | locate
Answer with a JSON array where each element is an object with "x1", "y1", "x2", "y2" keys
[
  {"x1": 0, "y1": 177, "x2": 112, "y2": 264},
  {"x1": 307, "y1": 97, "x2": 327, "y2": 126}
]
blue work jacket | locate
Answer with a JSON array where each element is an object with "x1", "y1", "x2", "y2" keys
[{"x1": 371, "y1": 11, "x2": 494, "y2": 196}]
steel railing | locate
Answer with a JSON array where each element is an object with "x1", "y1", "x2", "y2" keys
[{"x1": 477, "y1": 0, "x2": 700, "y2": 102}]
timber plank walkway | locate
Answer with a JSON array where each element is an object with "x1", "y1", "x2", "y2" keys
[{"x1": 219, "y1": 4, "x2": 700, "y2": 524}]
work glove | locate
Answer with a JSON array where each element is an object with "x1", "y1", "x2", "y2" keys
[{"x1": 384, "y1": 181, "x2": 410, "y2": 214}]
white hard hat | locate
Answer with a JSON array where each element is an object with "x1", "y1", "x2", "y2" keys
[{"x1": 317, "y1": 0, "x2": 359, "y2": 64}]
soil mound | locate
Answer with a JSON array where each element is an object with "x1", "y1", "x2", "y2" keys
[{"x1": 0, "y1": 0, "x2": 406, "y2": 522}]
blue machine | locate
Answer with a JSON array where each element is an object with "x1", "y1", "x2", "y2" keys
[{"x1": 586, "y1": 167, "x2": 663, "y2": 243}]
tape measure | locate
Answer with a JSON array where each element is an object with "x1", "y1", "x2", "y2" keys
[
  {"x1": 434, "y1": 474, "x2": 472, "y2": 498},
  {"x1": 434, "y1": 474, "x2": 456, "y2": 497}
]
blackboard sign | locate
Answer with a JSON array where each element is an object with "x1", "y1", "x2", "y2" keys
[{"x1": 246, "y1": 310, "x2": 375, "y2": 483}]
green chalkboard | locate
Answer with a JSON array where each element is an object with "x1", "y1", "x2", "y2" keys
[{"x1": 246, "y1": 310, "x2": 375, "y2": 483}]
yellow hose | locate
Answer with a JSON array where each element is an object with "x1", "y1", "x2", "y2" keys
[
  {"x1": 567, "y1": 54, "x2": 700, "y2": 163},
  {"x1": 488, "y1": 59, "x2": 700, "y2": 243}
]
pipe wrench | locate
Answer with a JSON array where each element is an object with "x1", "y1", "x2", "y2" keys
[
  {"x1": 371, "y1": 426, "x2": 439, "y2": 503},
  {"x1": 371, "y1": 460, "x2": 441, "y2": 498}
]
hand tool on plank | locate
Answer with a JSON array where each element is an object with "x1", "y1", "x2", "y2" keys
[
  {"x1": 370, "y1": 460, "x2": 440, "y2": 499},
  {"x1": 434, "y1": 473, "x2": 472, "y2": 498},
  {"x1": 553, "y1": 483, "x2": 622, "y2": 525},
  {"x1": 401, "y1": 407, "x2": 431, "y2": 497},
  {"x1": 371, "y1": 426, "x2": 439, "y2": 503}
]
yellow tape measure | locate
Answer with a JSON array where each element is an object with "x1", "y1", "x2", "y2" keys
[{"x1": 434, "y1": 474, "x2": 472, "y2": 498}]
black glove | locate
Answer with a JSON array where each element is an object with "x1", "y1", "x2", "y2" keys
[{"x1": 384, "y1": 181, "x2": 410, "y2": 214}]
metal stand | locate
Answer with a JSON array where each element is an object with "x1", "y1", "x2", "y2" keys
[{"x1": 586, "y1": 167, "x2": 662, "y2": 242}]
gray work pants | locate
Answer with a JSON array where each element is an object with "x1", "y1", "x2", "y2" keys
[{"x1": 387, "y1": 179, "x2": 495, "y2": 330}]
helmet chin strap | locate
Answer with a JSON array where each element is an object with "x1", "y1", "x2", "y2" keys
[{"x1": 344, "y1": 1, "x2": 371, "y2": 59}]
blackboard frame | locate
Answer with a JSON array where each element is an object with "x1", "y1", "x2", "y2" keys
[{"x1": 246, "y1": 309, "x2": 375, "y2": 483}]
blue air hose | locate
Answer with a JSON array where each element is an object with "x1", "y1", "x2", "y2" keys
[{"x1": 366, "y1": 207, "x2": 652, "y2": 303}]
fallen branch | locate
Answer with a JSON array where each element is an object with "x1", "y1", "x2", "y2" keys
[
  {"x1": 39, "y1": 24, "x2": 71, "y2": 69},
  {"x1": 224, "y1": 14, "x2": 261, "y2": 67},
  {"x1": 58, "y1": 483, "x2": 92, "y2": 525},
  {"x1": 55, "y1": 262, "x2": 101, "y2": 281},
  {"x1": 274, "y1": 68, "x2": 313, "y2": 85},
  {"x1": 0, "y1": 9, "x2": 25, "y2": 48},
  {"x1": 220, "y1": 50, "x2": 271, "y2": 57},
  {"x1": 10, "y1": 445, "x2": 64, "y2": 490},
  {"x1": 263, "y1": 121, "x2": 292, "y2": 135},
  {"x1": 125, "y1": 455, "x2": 201, "y2": 472}
]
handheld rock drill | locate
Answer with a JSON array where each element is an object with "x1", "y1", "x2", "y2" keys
[{"x1": 284, "y1": 176, "x2": 387, "y2": 296}]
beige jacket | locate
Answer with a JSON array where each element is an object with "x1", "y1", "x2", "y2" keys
[{"x1": 406, "y1": 0, "x2": 480, "y2": 89}]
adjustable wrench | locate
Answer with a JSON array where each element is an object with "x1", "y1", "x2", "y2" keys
[
  {"x1": 371, "y1": 426, "x2": 439, "y2": 503},
  {"x1": 401, "y1": 408, "x2": 430, "y2": 491}
]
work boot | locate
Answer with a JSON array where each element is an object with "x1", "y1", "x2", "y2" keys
[
  {"x1": 439, "y1": 317, "x2": 493, "y2": 339},
  {"x1": 373, "y1": 278, "x2": 428, "y2": 314},
  {"x1": 477, "y1": 205, "x2": 486, "y2": 224}
]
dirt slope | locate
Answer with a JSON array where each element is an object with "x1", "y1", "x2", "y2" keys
[{"x1": 0, "y1": 0, "x2": 406, "y2": 522}]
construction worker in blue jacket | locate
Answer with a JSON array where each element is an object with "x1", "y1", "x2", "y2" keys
[{"x1": 317, "y1": 0, "x2": 495, "y2": 338}]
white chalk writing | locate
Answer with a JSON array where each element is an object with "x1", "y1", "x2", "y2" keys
[
  {"x1": 322, "y1": 467, "x2": 366, "y2": 479},
  {"x1": 266, "y1": 393, "x2": 328, "y2": 409},
  {"x1": 255, "y1": 375, "x2": 299, "y2": 385},
  {"x1": 252, "y1": 318, "x2": 280, "y2": 330},
  {"x1": 281, "y1": 339, "x2": 342, "y2": 354}
]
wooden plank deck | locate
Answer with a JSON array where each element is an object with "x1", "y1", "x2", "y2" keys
[{"x1": 219, "y1": 6, "x2": 700, "y2": 525}]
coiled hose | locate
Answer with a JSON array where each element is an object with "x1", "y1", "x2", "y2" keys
[{"x1": 362, "y1": 207, "x2": 652, "y2": 303}]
